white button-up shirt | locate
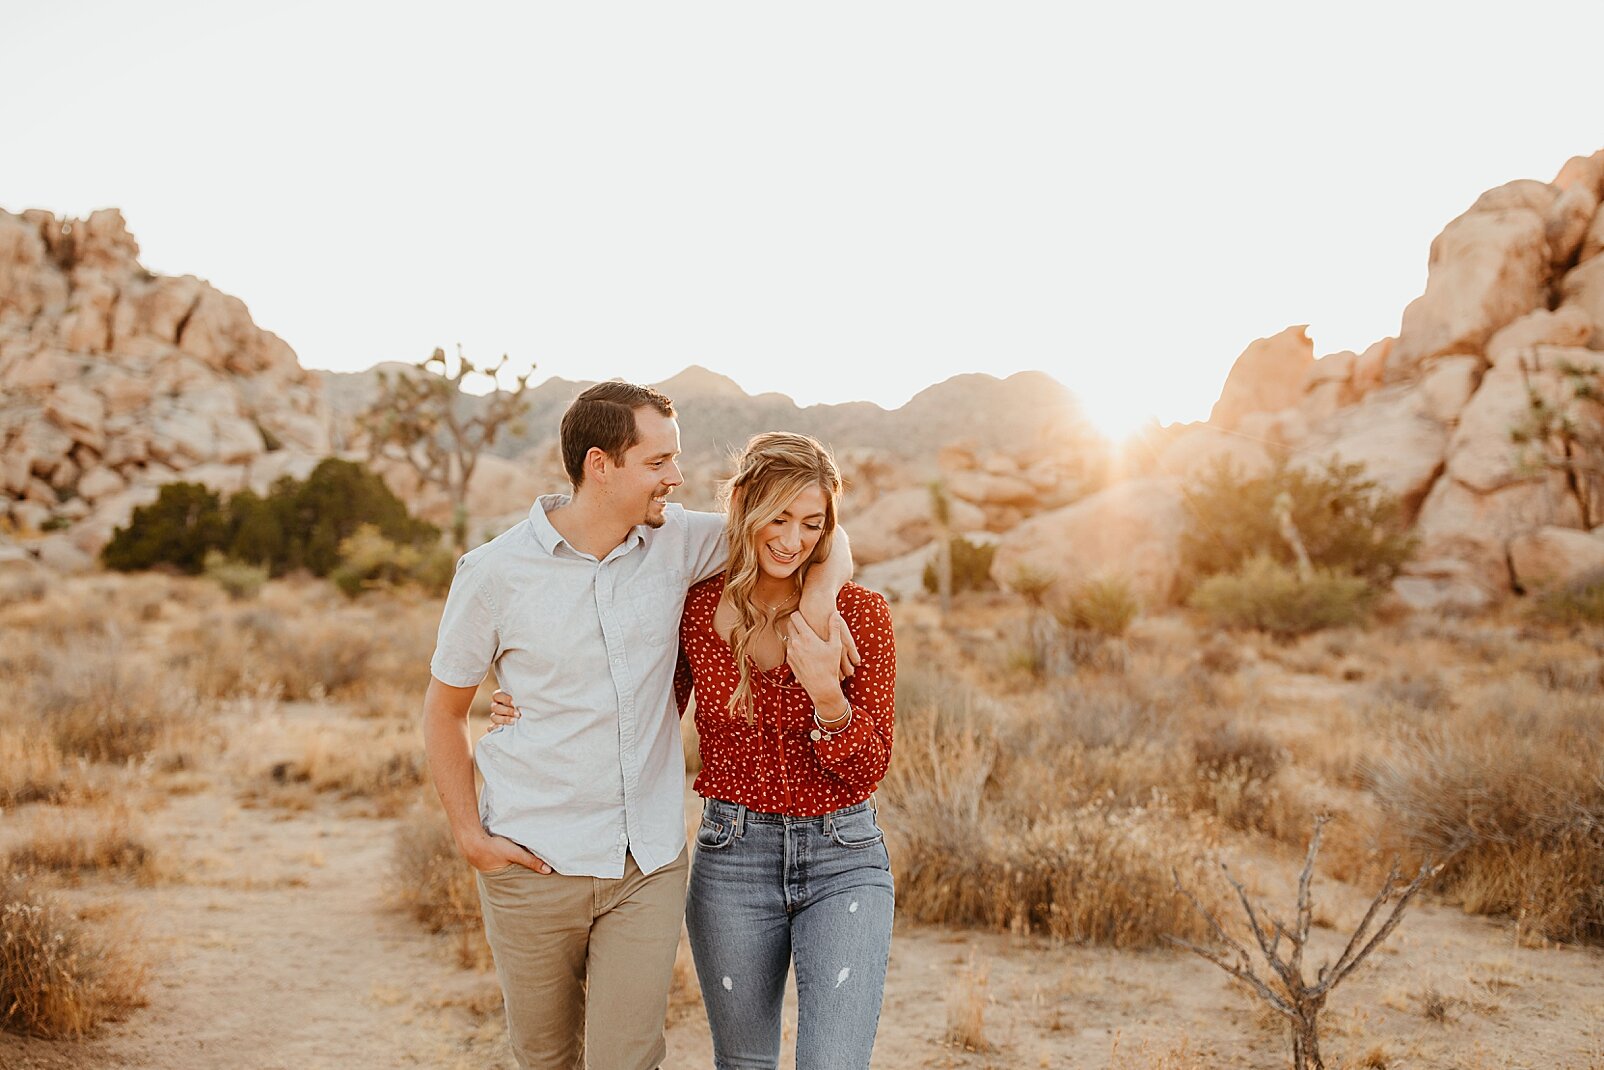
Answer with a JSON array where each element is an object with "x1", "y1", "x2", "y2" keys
[{"x1": 430, "y1": 495, "x2": 728, "y2": 877}]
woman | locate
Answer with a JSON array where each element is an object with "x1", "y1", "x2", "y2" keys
[{"x1": 490, "y1": 431, "x2": 896, "y2": 1069}]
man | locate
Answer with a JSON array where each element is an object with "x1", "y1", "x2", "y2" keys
[{"x1": 423, "y1": 381, "x2": 852, "y2": 1070}]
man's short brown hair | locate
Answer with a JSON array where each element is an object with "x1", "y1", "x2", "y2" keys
[{"x1": 560, "y1": 381, "x2": 676, "y2": 487}]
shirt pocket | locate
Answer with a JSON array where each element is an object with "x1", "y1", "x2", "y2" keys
[{"x1": 629, "y1": 575, "x2": 687, "y2": 648}]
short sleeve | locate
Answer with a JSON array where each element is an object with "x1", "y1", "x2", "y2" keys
[
  {"x1": 684, "y1": 509, "x2": 730, "y2": 585},
  {"x1": 429, "y1": 554, "x2": 500, "y2": 687}
]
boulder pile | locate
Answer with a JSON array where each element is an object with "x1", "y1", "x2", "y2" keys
[{"x1": 0, "y1": 208, "x2": 330, "y2": 570}]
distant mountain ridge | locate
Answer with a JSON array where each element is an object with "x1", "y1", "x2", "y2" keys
[{"x1": 317, "y1": 362, "x2": 1087, "y2": 478}]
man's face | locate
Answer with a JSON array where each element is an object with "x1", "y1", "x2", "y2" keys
[{"x1": 608, "y1": 408, "x2": 683, "y2": 528}]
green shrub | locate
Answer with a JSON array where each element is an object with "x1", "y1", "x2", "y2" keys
[
  {"x1": 202, "y1": 550, "x2": 268, "y2": 601},
  {"x1": 330, "y1": 524, "x2": 454, "y2": 598},
  {"x1": 922, "y1": 536, "x2": 997, "y2": 595},
  {"x1": 1188, "y1": 555, "x2": 1372, "y2": 638},
  {"x1": 1529, "y1": 568, "x2": 1604, "y2": 626},
  {"x1": 102, "y1": 482, "x2": 228, "y2": 574},
  {"x1": 1181, "y1": 459, "x2": 1414, "y2": 590},
  {"x1": 269, "y1": 458, "x2": 439, "y2": 577},
  {"x1": 100, "y1": 459, "x2": 440, "y2": 581},
  {"x1": 1053, "y1": 576, "x2": 1139, "y2": 637}
]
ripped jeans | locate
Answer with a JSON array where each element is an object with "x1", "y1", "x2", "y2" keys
[{"x1": 684, "y1": 797, "x2": 895, "y2": 1070}]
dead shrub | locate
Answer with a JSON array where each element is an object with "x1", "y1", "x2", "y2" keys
[
  {"x1": 255, "y1": 721, "x2": 426, "y2": 816},
  {"x1": 30, "y1": 643, "x2": 191, "y2": 764},
  {"x1": 0, "y1": 727, "x2": 84, "y2": 807},
  {"x1": 892, "y1": 797, "x2": 1224, "y2": 948},
  {"x1": 0, "y1": 874, "x2": 147, "y2": 1038},
  {"x1": 1366, "y1": 684, "x2": 1604, "y2": 942},
  {"x1": 943, "y1": 954, "x2": 991, "y2": 1052},
  {"x1": 8, "y1": 810, "x2": 161, "y2": 885},
  {"x1": 390, "y1": 808, "x2": 491, "y2": 969}
]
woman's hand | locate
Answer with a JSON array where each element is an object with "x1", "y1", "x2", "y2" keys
[
  {"x1": 784, "y1": 613, "x2": 848, "y2": 712},
  {"x1": 488, "y1": 689, "x2": 521, "y2": 730}
]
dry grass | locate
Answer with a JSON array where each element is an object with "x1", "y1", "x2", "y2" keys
[
  {"x1": 6, "y1": 808, "x2": 163, "y2": 885},
  {"x1": 882, "y1": 663, "x2": 1232, "y2": 947},
  {"x1": 0, "y1": 874, "x2": 148, "y2": 1038},
  {"x1": 943, "y1": 954, "x2": 992, "y2": 1052},
  {"x1": 390, "y1": 807, "x2": 492, "y2": 970},
  {"x1": 1366, "y1": 677, "x2": 1604, "y2": 943},
  {"x1": 251, "y1": 720, "x2": 428, "y2": 816},
  {"x1": 0, "y1": 725, "x2": 95, "y2": 807}
]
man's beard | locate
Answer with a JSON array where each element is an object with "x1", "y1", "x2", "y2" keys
[{"x1": 643, "y1": 493, "x2": 668, "y2": 528}]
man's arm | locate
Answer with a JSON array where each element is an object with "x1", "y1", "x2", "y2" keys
[
  {"x1": 422, "y1": 677, "x2": 550, "y2": 874},
  {"x1": 797, "y1": 527, "x2": 860, "y2": 673}
]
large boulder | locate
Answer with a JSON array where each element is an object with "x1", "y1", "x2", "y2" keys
[
  {"x1": 1209, "y1": 326, "x2": 1315, "y2": 430},
  {"x1": 1545, "y1": 182, "x2": 1599, "y2": 267},
  {"x1": 1558, "y1": 254, "x2": 1604, "y2": 349},
  {"x1": 1290, "y1": 384, "x2": 1448, "y2": 517},
  {"x1": 1485, "y1": 305, "x2": 1594, "y2": 366},
  {"x1": 945, "y1": 469, "x2": 1040, "y2": 508},
  {"x1": 1447, "y1": 347, "x2": 1604, "y2": 493},
  {"x1": 989, "y1": 478, "x2": 1187, "y2": 605},
  {"x1": 1414, "y1": 473, "x2": 1585, "y2": 595},
  {"x1": 1389, "y1": 204, "x2": 1551, "y2": 375},
  {"x1": 1509, "y1": 526, "x2": 1604, "y2": 591},
  {"x1": 845, "y1": 487, "x2": 986, "y2": 566},
  {"x1": 1417, "y1": 356, "x2": 1482, "y2": 425}
]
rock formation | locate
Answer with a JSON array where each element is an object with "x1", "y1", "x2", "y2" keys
[
  {"x1": 9, "y1": 149, "x2": 1604, "y2": 606},
  {"x1": 992, "y1": 149, "x2": 1604, "y2": 608},
  {"x1": 0, "y1": 208, "x2": 330, "y2": 568}
]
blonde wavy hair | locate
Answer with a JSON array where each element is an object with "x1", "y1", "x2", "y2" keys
[{"x1": 718, "y1": 432, "x2": 842, "y2": 720}]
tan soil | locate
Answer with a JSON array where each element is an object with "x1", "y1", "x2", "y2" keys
[{"x1": 4, "y1": 689, "x2": 1602, "y2": 1070}]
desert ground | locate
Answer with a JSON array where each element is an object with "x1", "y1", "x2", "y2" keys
[{"x1": 2, "y1": 571, "x2": 1601, "y2": 1070}]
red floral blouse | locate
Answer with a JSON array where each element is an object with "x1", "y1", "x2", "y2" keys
[{"x1": 675, "y1": 573, "x2": 896, "y2": 816}]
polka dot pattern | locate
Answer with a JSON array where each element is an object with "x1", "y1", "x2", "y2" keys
[{"x1": 676, "y1": 573, "x2": 897, "y2": 816}]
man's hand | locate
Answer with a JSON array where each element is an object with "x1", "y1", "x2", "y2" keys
[
  {"x1": 784, "y1": 613, "x2": 848, "y2": 707},
  {"x1": 459, "y1": 827, "x2": 551, "y2": 875},
  {"x1": 798, "y1": 588, "x2": 861, "y2": 679}
]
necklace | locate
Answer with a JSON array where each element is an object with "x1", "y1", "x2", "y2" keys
[{"x1": 752, "y1": 588, "x2": 799, "y2": 614}]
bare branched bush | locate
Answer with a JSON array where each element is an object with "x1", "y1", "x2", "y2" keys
[
  {"x1": 1173, "y1": 818, "x2": 1437, "y2": 1070},
  {"x1": 0, "y1": 875, "x2": 147, "y2": 1038}
]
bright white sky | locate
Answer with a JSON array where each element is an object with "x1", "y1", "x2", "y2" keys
[{"x1": 4, "y1": 2, "x2": 1601, "y2": 441}]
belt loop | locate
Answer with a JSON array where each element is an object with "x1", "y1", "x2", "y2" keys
[
  {"x1": 869, "y1": 792, "x2": 878, "y2": 817},
  {"x1": 732, "y1": 803, "x2": 747, "y2": 839},
  {"x1": 824, "y1": 809, "x2": 835, "y2": 835}
]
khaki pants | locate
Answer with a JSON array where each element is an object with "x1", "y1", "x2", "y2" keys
[{"x1": 476, "y1": 848, "x2": 689, "y2": 1070}]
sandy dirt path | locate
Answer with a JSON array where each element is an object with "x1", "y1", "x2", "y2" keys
[{"x1": 5, "y1": 681, "x2": 1603, "y2": 1069}]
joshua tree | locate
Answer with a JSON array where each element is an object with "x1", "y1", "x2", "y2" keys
[
  {"x1": 358, "y1": 346, "x2": 532, "y2": 552},
  {"x1": 1511, "y1": 353, "x2": 1604, "y2": 529},
  {"x1": 929, "y1": 479, "x2": 954, "y2": 616},
  {"x1": 1172, "y1": 817, "x2": 1439, "y2": 1070}
]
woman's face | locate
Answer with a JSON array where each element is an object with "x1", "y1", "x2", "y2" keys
[{"x1": 753, "y1": 483, "x2": 829, "y2": 583}]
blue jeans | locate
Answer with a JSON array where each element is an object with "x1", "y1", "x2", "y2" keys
[{"x1": 685, "y1": 798, "x2": 895, "y2": 1070}]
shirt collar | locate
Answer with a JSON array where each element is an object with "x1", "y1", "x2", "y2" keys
[{"x1": 528, "y1": 493, "x2": 648, "y2": 559}]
